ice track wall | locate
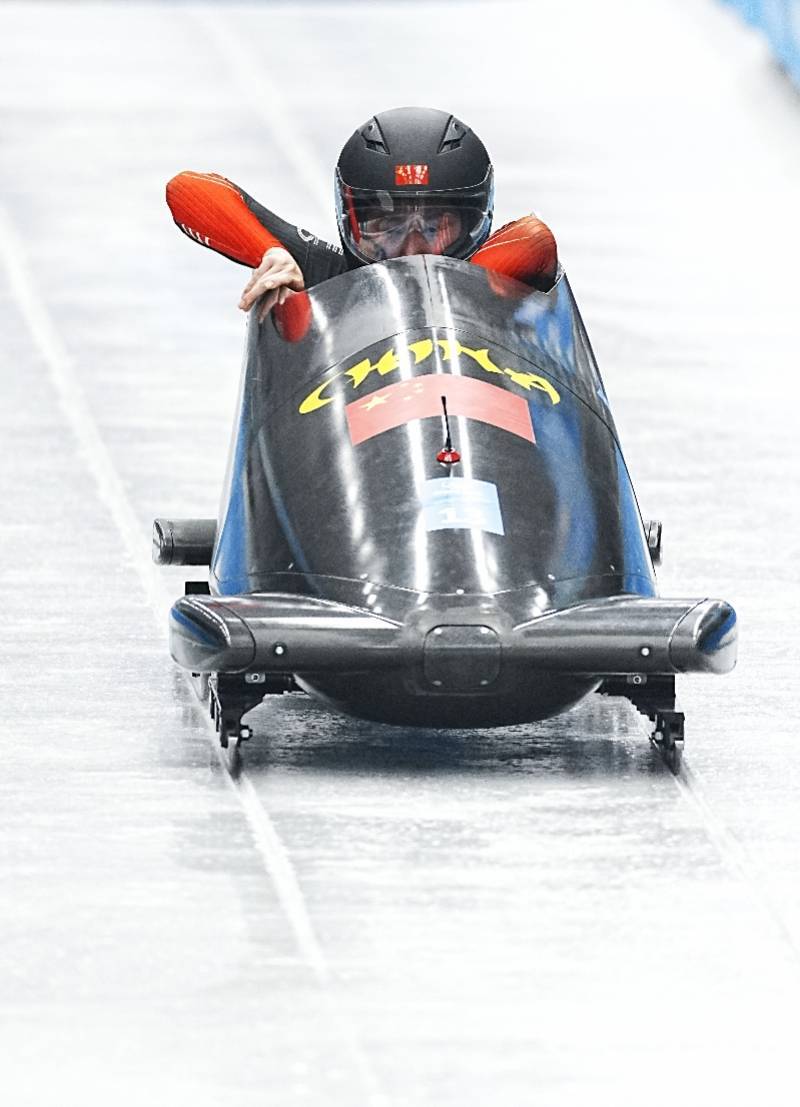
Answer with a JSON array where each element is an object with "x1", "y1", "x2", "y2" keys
[{"x1": 722, "y1": 0, "x2": 800, "y2": 85}]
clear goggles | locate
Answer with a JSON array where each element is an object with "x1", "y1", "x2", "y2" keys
[{"x1": 336, "y1": 172, "x2": 493, "y2": 264}]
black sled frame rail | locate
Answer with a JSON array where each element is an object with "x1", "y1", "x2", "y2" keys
[
  {"x1": 598, "y1": 674, "x2": 684, "y2": 770},
  {"x1": 185, "y1": 583, "x2": 688, "y2": 766},
  {"x1": 184, "y1": 580, "x2": 303, "y2": 748}
]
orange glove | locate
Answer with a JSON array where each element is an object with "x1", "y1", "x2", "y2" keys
[{"x1": 471, "y1": 214, "x2": 558, "y2": 292}]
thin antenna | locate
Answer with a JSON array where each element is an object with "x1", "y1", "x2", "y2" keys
[
  {"x1": 441, "y1": 395, "x2": 453, "y2": 451},
  {"x1": 437, "y1": 395, "x2": 461, "y2": 466}
]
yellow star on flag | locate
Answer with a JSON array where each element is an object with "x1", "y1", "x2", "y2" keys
[{"x1": 361, "y1": 394, "x2": 389, "y2": 411}]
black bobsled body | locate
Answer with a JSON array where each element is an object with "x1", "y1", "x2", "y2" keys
[{"x1": 159, "y1": 256, "x2": 736, "y2": 743}]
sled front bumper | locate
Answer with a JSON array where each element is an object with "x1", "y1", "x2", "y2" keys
[{"x1": 169, "y1": 592, "x2": 737, "y2": 679}]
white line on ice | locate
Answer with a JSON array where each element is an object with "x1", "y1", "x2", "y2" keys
[
  {"x1": 195, "y1": 7, "x2": 331, "y2": 219},
  {"x1": 0, "y1": 202, "x2": 162, "y2": 616},
  {"x1": 674, "y1": 760, "x2": 800, "y2": 969},
  {"x1": 227, "y1": 764, "x2": 391, "y2": 1107},
  {"x1": 180, "y1": 17, "x2": 393, "y2": 1105},
  {"x1": 234, "y1": 766, "x2": 331, "y2": 973},
  {"x1": 0, "y1": 197, "x2": 390, "y2": 1107}
]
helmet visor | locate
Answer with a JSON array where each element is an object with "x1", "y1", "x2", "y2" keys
[{"x1": 336, "y1": 171, "x2": 493, "y2": 264}]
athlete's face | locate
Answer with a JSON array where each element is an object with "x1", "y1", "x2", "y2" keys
[{"x1": 359, "y1": 206, "x2": 462, "y2": 260}]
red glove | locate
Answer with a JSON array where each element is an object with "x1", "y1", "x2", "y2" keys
[{"x1": 471, "y1": 214, "x2": 558, "y2": 292}]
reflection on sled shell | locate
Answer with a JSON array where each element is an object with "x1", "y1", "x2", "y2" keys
[{"x1": 160, "y1": 255, "x2": 737, "y2": 733}]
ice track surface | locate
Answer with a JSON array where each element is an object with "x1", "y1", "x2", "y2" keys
[{"x1": 1, "y1": 2, "x2": 800, "y2": 1104}]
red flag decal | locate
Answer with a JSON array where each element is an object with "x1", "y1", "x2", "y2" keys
[
  {"x1": 394, "y1": 164, "x2": 430, "y2": 186},
  {"x1": 345, "y1": 375, "x2": 535, "y2": 446}
]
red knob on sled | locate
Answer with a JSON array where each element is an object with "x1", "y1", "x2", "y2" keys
[{"x1": 437, "y1": 396, "x2": 460, "y2": 465}]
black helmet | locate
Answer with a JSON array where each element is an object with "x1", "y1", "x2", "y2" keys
[{"x1": 335, "y1": 106, "x2": 494, "y2": 266}]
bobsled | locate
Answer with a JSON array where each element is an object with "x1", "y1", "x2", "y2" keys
[{"x1": 154, "y1": 255, "x2": 736, "y2": 765}]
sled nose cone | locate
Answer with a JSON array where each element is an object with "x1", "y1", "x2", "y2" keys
[
  {"x1": 423, "y1": 624, "x2": 501, "y2": 691},
  {"x1": 669, "y1": 600, "x2": 738, "y2": 674}
]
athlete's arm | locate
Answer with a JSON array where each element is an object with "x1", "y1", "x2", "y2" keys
[
  {"x1": 165, "y1": 172, "x2": 306, "y2": 316},
  {"x1": 470, "y1": 214, "x2": 559, "y2": 292},
  {"x1": 165, "y1": 171, "x2": 284, "y2": 267},
  {"x1": 166, "y1": 171, "x2": 346, "y2": 313}
]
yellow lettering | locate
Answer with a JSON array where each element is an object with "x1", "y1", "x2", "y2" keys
[
  {"x1": 345, "y1": 347, "x2": 400, "y2": 389},
  {"x1": 407, "y1": 339, "x2": 434, "y2": 364},
  {"x1": 297, "y1": 337, "x2": 561, "y2": 415},
  {"x1": 298, "y1": 372, "x2": 341, "y2": 414},
  {"x1": 437, "y1": 339, "x2": 503, "y2": 375},
  {"x1": 503, "y1": 368, "x2": 560, "y2": 405}
]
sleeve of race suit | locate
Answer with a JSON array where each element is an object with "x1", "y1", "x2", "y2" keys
[
  {"x1": 470, "y1": 214, "x2": 559, "y2": 292},
  {"x1": 165, "y1": 171, "x2": 285, "y2": 267},
  {"x1": 165, "y1": 171, "x2": 348, "y2": 286}
]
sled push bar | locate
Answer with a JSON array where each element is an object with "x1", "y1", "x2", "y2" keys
[{"x1": 169, "y1": 592, "x2": 737, "y2": 678}]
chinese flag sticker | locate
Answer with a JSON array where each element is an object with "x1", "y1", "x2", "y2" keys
[
  {"x1": 345, "y1": 375, "x2": 535, "y2": 447},
  {"x1": 395, "y1": 164, "x2": 430, "y2": 186}
]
